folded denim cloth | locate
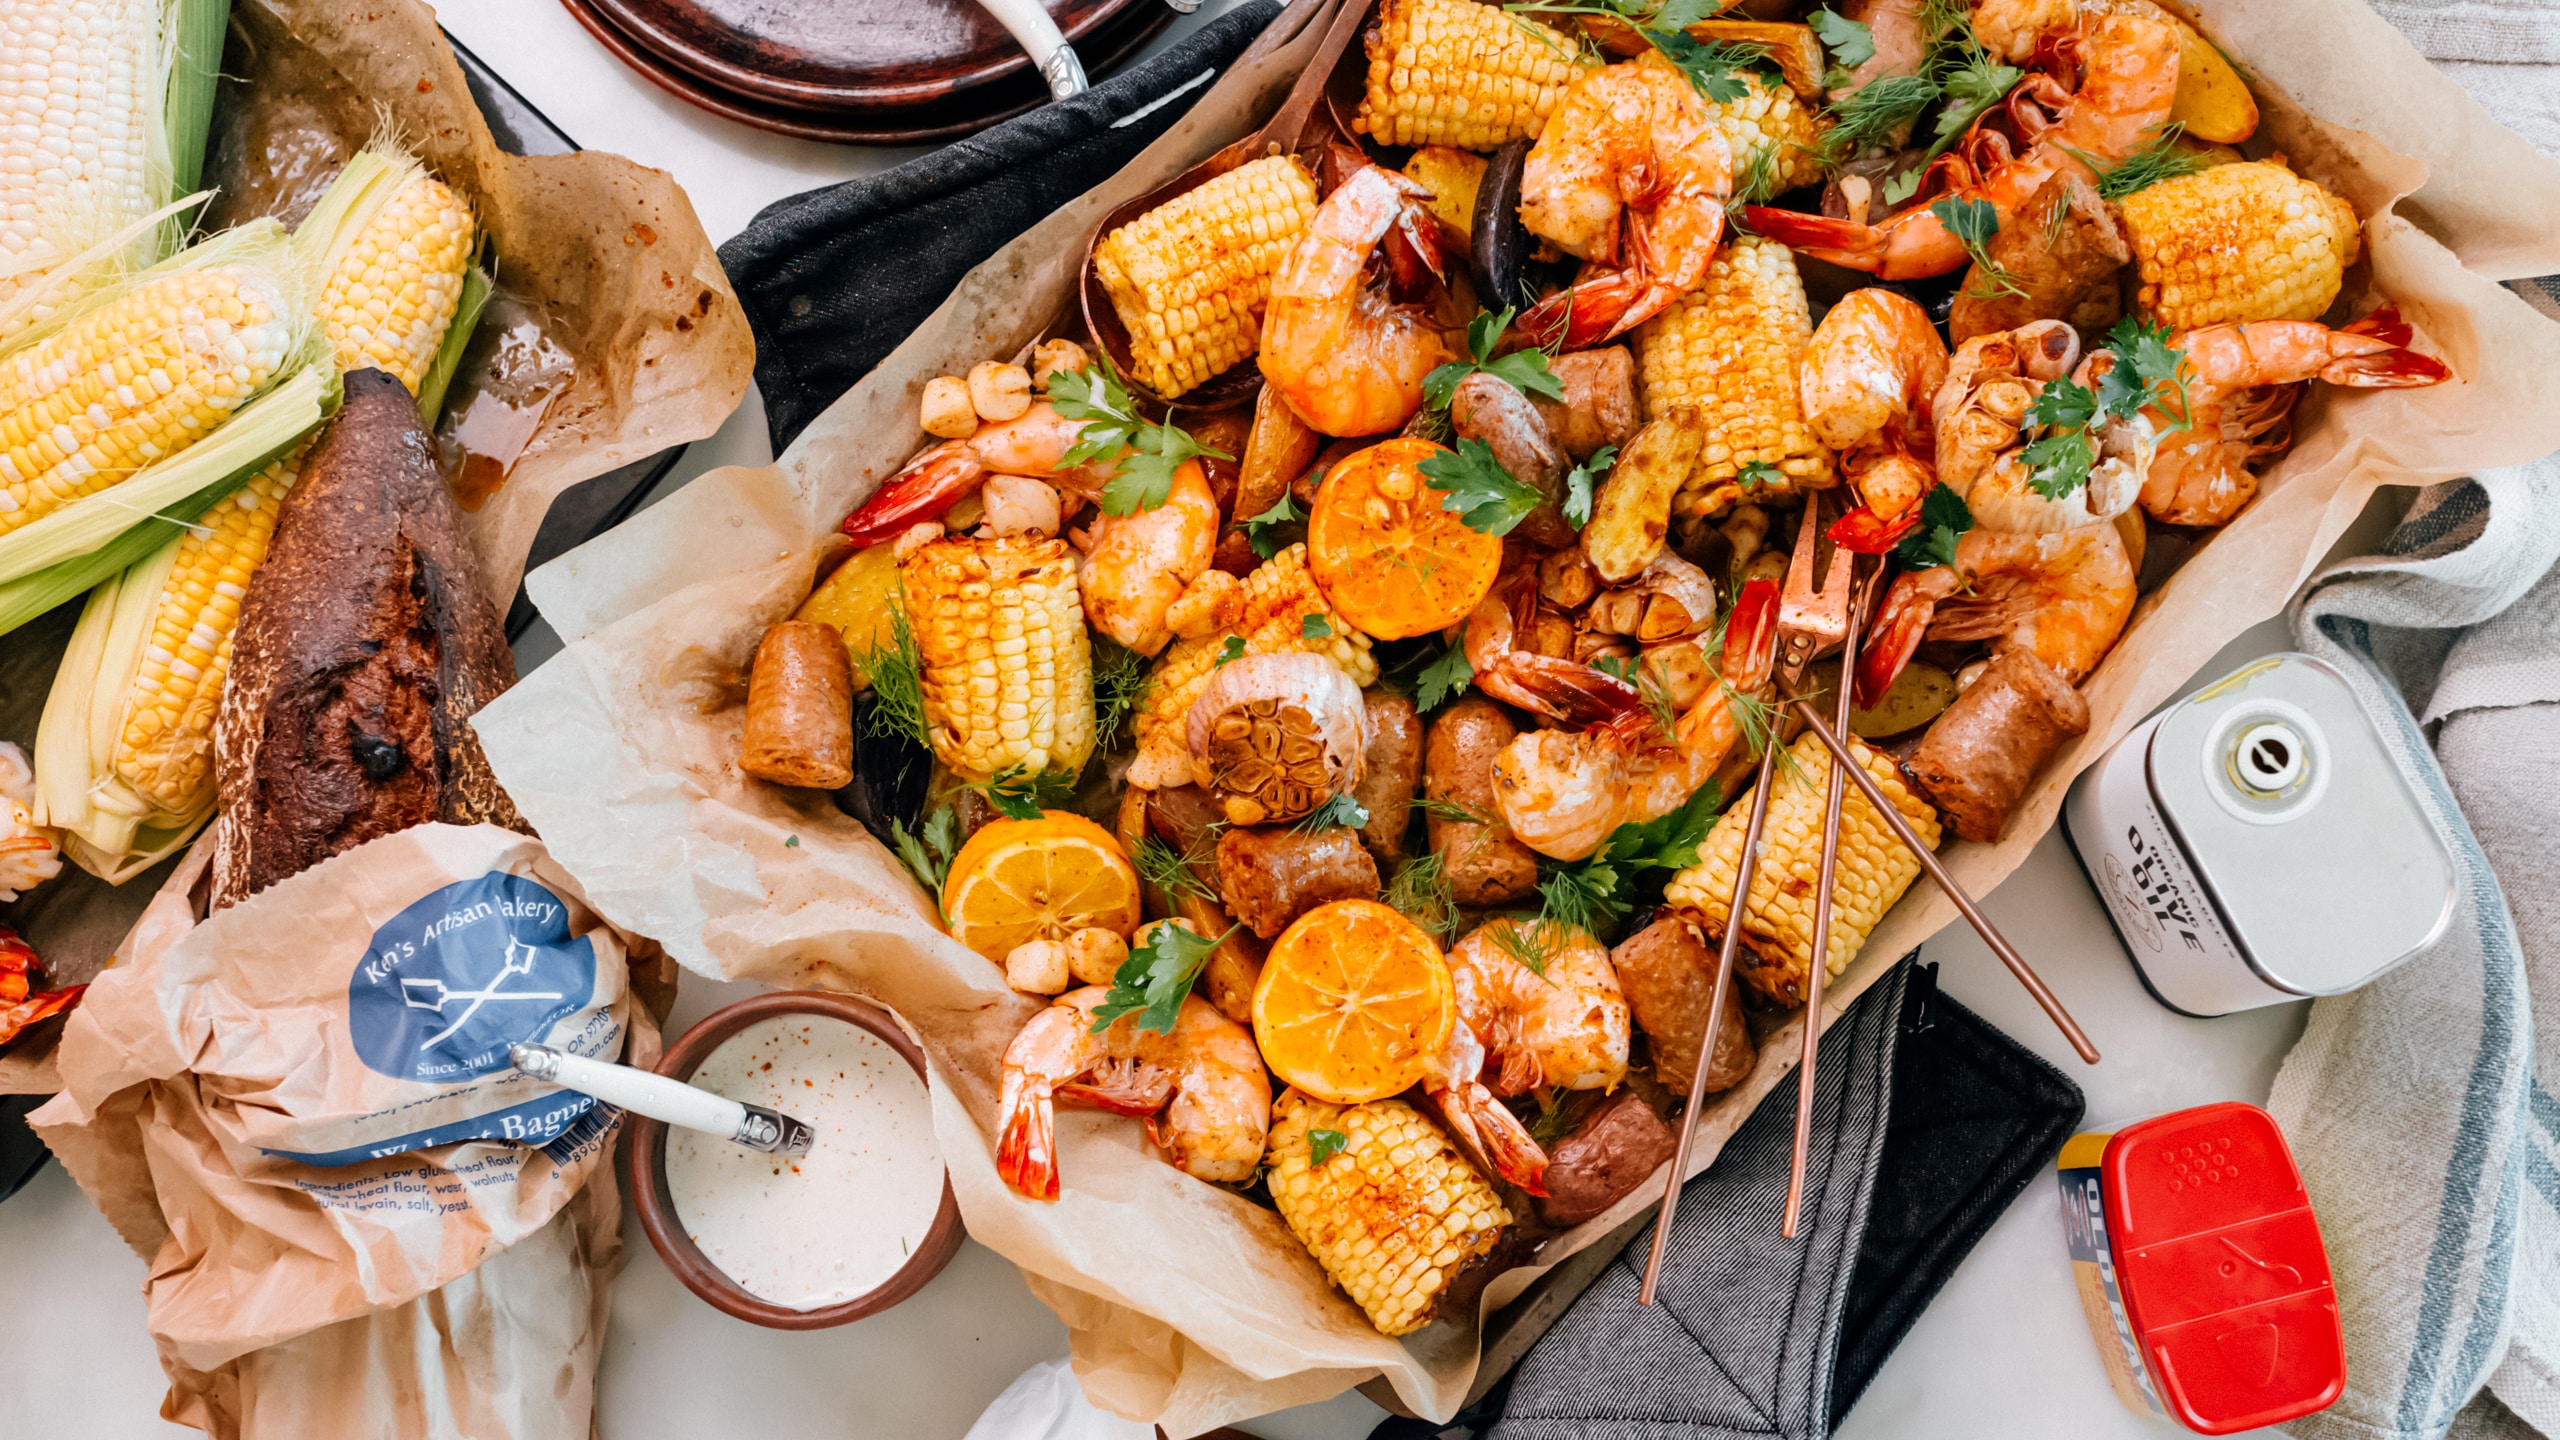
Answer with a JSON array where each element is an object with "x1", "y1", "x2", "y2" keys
[
  {"x1": 1461, "y1": 960, "x2": 2081, "y2": 1440},
  {"x1": 714, "y1": 0, "x2": 1283, "y2": 453}
]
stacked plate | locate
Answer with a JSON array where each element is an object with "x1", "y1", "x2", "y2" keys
[{"x1": 561, "y1": 0, "x2": 1181, "y2": 143}]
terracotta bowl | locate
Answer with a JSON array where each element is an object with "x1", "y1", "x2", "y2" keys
[{"x1": 623, "y1": 990, "x2": 964, "y2": 1328}]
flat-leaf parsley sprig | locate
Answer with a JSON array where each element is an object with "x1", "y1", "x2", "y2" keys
[
  {"x1": 1423, "y1": 307, "x2": 1566, "y2": 410},
  {"x1": 2016, "y1": 317, "x2": 2192, "y2": 501},
  {"x1": 1052, "y1": 359, "x2": 1230, "y2": 516}
]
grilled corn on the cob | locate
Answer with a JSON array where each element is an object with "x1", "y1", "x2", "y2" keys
[
  {"x1": 1093, "y1": 155, "x2": 1318, "y2": 401},
  {"x1": 907, "y1": 534, "x2": 1095, "y2": 780},
  {"x1": 1353, "y1": 0, "x2": 1591, "y2": 151},
  {"x1": 1664, "y1": 731, "x2": 1940, "y2": 1005},
  {"x1": 2119, "y1": 161, "x2": 2361, "y2": 330},
  {"x1": 1710, "y1": 72, "x2": 1826, "y2": 199},
  {"x1": 1267, "y1": 1092, "x2": 1511, "y2": 1337},
  {"x1": 1637, "y1": 237, "x2": 1831, "y2": 514},
  {"x1": 1128, "y1": 543, "x2": 1375, "y2": 787}
]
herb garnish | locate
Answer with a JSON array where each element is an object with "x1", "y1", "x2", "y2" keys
[
  {"x1": 1093, "y1": 638, "x2": 1152, "y2": 749},
  {"x1": 1293, "y1": 793, "x2": 1373, "y2": 833},
  {"x1": 1810, "y1": 6, "x2": 1873, "y2": 76},
  {"x1": 1421, "y1": 437, "x2": 1548, "y2": 537},
  {"x1": 1216, "y1": 635, "x2": 1248, "y2": 666},
  {"x1": 966, "y1": 764, "x2": 1076, "y2": 820},
  {"x1": 1423, "y1": 308, "x2": 1566, "y2": 410},
  {"x1": 2082, "y1": 123, "x2": 2209, "y2": 202},
  {"x1": 1416, "y1": 641, "x2": 1475, "y2": 712},
  {"x1": 1133, "y1": 832, "x2": 1219, "y2": 904},
  {"x1": 889, "y1": 806, "x2": 960, "y2": 919},
  {"x1": 1891, "y1": 482, "x2": 1974, "y2": 572},
  {"x1": 1738, "y1": 458, "x2": 1784, "y2": 493},
  {"x1": 1533, "y1": 779, "x2": 1722, "y2": 939},
  {"x1": 852, "y1": 597, "x2": 930, "y2": 748},
  {"x1": 1307, "y1": 1128, "x2": 1351, "y2": 1165},
  {"x1": 1243, "y1": 492, "x2": 1305, "y2": 559},
  {"x1": 1091, "y1": 920, "x2": 1236, "y2": 1034},
  {"x1": 1563, "y1": 444, "x2": 1615, "y2": 529},
  {"x1": 1052, "y1": 361, "x2": 1229, "y2": 516},
  {"x1": 2015, "y1": 317, "x2": 2191, "y2": 501},
  {"x1": 1929, "y1": 195, "x2": 2023, "y2": 300}
]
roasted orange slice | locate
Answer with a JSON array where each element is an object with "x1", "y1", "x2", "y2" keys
[
  {"x1": 1306, "y1": 437, "x2": 1503, "y2": 641},
  {"x1": 1252, "y1": 898, "x2": 1456, "y2": 1103},
  {"x1": 942, "y1": 811, "x2": 1142, "y2": 961}
]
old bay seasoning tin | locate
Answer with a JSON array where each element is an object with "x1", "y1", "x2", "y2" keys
[
  {"x1": 2063, "y1": 653, "x2": 2454, "y2": 1015},
  {"x1": 2058, "y1": 1102, "x2": 2345, "y2": 1433}
]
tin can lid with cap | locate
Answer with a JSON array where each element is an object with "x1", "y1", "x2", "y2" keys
[
  {"x1": 2103, "y1": 1102, "x2": 2345, "y2": 1434},
  {"x1": 2148, "y1": 654, "x2": 2454, "y2": 996}
]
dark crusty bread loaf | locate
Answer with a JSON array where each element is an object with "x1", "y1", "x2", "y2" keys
[{"x1": 209, "y1": 368, "x2": 523, "y2": 908}]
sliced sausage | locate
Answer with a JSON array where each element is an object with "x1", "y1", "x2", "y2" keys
[
  {"x1": 1425, "y1": 696, "x2": 1540, "y2": 907},
  {"x1": 1216, "y1": 825, "x2": 1382, "y2": 939},
  {"x1": 1354, "y1": 690, "x2": 1423, "y2": 868},
  {"x1": 1452, "y1": 371, "x2": 1572, "y2": 547},
  {"x1": 1532, "y1": 347, "x2": 1639, "y2": 460},
  {"x1": 1905, "y1": 645, "x2": 2090, "y2": 843},
  {"x1": 1610, "y1": 915, "x2": 1756, "y2": 1096}
]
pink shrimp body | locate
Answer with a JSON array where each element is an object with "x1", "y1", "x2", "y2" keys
[
  {"x1": 1258, "y1": 163, "x2": 1452, "y2": 436},
  {"x1": 1800, "y1": 288, "x2": 1951, "y2": 518},
  {"x1": 995, "y1": 988, "x2": 1270, "y2": 1201},
  {"x1": 841, "y1": 402, "x2": 1115, "y2": 545},
  {"x1": 1421, "y1": 918, "x2": 1631, "y2": 1197},
  {"x1": 1859, "y1": 523, "x2": 2135, "y2": 706}
]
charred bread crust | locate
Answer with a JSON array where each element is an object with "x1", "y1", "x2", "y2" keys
[{"x1": 210, "y1": 368, "x2": 523, "y2": 907}]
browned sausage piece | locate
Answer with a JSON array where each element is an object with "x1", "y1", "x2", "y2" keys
[
  {"x1": 1536, "y1": 1091, "x2": 1677, "y2": 1228},
  {"x1": 739, "y1": 621, "x2": 855, "y2": 788},
  {"x1": 1216, "y1": 825, "x2": 1382, "y2": 939},
  {"x1": 1425, "y1": 696, "x2": 1541, "y2": 907},
  {"x1": 1354, "y1": 690, "x2": 1423, "y2": 868},
  {"x1": 1906, "y1": 645, "x2": 2091, "y2": 843},
  {"x1": 1531, "y1": 348, "x2": 1639, "y2": 461},
  {"x1": 1948, "y1": 171, "x2": 2130, "y2": 345},
  {"x1": 1452, "y1": 371, "x2": 1573, "y2": 548},
  {"x1": 1610, "y1": 915, "x2": 1757, "y2": 1096}
]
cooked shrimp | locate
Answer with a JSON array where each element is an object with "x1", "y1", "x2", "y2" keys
[
  {"x1": 1965, "y1": 347, "x2": 2159, "y2": 533},
  {"x1": 1463, "y1": 565, "x2": 1648, "y2": 727},
  {"x1": 1425, "y1": 1014, "x2": 1555, "y2": 1196},
  {"x1": 1077, "y1": 460, "x2": 1219, "y2": 654},
  {"x1": 1452, "y1": 919, "x2": 1632, "y2": 1094},
  {"x1": 1747, "y1": 12, "x2": 2179, "y2": 279},
  {"x1": 1857, "y1": 524, "x2": 2134, "y2": 706},
  {"x1": 1259, "y1": 162, "x2": 1451, "y2": 436},
  {"x1": 1800, "y1": 289, "x2": 1950, "y2": 519},
  {"x1": 995, "y1": 988, "x2": 1271, "y2": 1201},
  {"x1": 1515, "y1": 50, "x2": 1734, "y2": 348},
  {"x1": 1493, "y1": 578, "x2": 1778, "y2": 860},
  {"x1": 2140, "y1": 309, "x2": 2451, "y2": 527},
  {"x1": 842, "y1": 402, "x2": 1116, "y2": 545}
]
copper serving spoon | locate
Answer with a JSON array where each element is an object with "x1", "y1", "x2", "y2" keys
[{"x1": 1076, "y1": 0, "x2": 1374, "y2": 410}]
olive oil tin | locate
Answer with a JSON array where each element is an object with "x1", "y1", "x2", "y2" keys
[{"x1": 2063, "y1": 654, "x2": 2454, "y2": 1016}]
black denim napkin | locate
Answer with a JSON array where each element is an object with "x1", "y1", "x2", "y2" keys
[{"x1": 715, "y1": 0, "x2": 1285, "y2": 454}]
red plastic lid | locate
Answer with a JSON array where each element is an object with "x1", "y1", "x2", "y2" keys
[{"x1": 2103, "y1": 1102, "x2": 2346, "y2": 1434}]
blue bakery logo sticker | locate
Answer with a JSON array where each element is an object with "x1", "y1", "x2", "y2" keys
[{"x1": 349, "y1": 873, "x2": 596, "y2": 1083}]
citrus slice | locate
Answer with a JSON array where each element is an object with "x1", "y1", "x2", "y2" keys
[
  {"x1": 941, "y1": 811, "x2": 1142, "y2": 962},
  {"x1": 1306, "y1": 437, "x2": 1503, "y2": 641},
  {"x1": 1252, "y1": 898, "x2": 1456, "y2": 1104}
]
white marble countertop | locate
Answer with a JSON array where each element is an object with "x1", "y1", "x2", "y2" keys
[{"x1": 0, "y1": 4, "x2": 2375, "y2": 1436}]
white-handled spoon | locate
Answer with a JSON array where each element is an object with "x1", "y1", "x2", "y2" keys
[{"x1": 973, "y1": 0, "x2": 1089, "y2": 99}]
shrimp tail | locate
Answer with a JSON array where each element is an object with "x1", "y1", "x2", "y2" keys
[
  {"x1": 842, "y1": 443, "x2": 986, "y2": 547},
  {"x1": 1858, "y1": 575, "x2": 1936, "y2": 708},
  {"x1": 1739, "y1": 206, "x2": 1888, "y2": 273},
  {"x1": 1723, "y1": 578, "x2": 1781, "y2": 690},
  {"x1": 1431, "y1": 1082, "x2": 1552, "y2": 1197},
  {"x1": 2321, "y1": 333, "x2": 2451, "y2": 388},
  {"x1": 996, "y1": 1075, "x2": 1062, "y2": 1202},
  {"x1": 1828, "y1": 505, "x2": 1923, "y2": 555},
  {"x1": 1517, "y1": 269, "x2": 1659, "y2": 351},
  {"x1": 2338, "y1": 307, "x2": 2412, "y2": 347},
  {"x1": 1481, "y1": 653, "x2": 1648, "y2": 727}
]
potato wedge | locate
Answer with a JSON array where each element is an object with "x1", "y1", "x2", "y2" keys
[
  {"x1": 2169, "y1": 25, "x2": 2257, "y2": 143},
  {"x1": 1402, "y1": 147, "x2": 1488, "y2": 241},
  {"x1": 1585, "y1": 414, "x2": 1703, "y2": 583},
  {"x1": 1805, "y1": 657, "x2": 1959, "y2": 738},
  {"x1": 1237, "y1": 383, "x2": 1321, "y2": 525},
  {"x1": 796, "y1": 541, "x2": 902, "y2": 689},
  {"x1": 1687, "y1": 20, "x2": 1826, "y2": 98}
]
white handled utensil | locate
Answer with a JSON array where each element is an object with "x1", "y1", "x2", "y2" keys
[
  {"x1": 973, "y1": 0, "x2": 1090, "y2": 98},
  {"x1": 511, "y1": 1042, "x2": 815, "y2": 1158}
]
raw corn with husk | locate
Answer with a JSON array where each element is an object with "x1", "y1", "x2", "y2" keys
[
  {"x1": 1265, "y1": 1092, "x2": 1511, "y2": 1338},
  {"x1": 1093, "y1": 154, "x2": 1317, "y2": 400},
  {"x1": 1126, "y1": 543, "x2": 1374, "y2": 788},
  {"x1": 906, "y1": 533, "x2": 1096, "y2": 781},
  {"x1": 0, "y1": 0, "x2": 231, "y2": 343},
  {"x1": 1637, "y1": 236, "x2": 1831, "y2": 514},
  {"x1": 30, "y1": 150, "x2": 485, "y2": 879},
  {"x1": 2119, "y1": 160, "x2": 2362, "y2": 329},
  {"x1": 1352, "y1": 0, "x2": 1591, "y2": 150},
  {"x1": 1663, "y1": 730, "x2": 1940, "y2": 1005}
]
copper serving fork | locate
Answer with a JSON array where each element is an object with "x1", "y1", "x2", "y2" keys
[{"x1": 1639, "y1": 504, "x2": 1854, "y2": 1300}]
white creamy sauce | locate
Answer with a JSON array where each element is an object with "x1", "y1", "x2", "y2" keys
[{"x1": 664, "y1": 1014, "x2": 943, "y2": 1311}]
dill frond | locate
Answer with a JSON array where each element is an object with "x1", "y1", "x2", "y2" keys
[
  {"x1": 853, "y1": 594, "x2": 929, "y2": 748},
  {"x1": 1092, "y1": 638, "x2": 1153, "y2": 750},
  {"x1": 1385, "y1": 851, "x2": 1460, "y2": 942},
  {"x1": 1133, "y1": 832, "x2": 1218, "y2": 905}
]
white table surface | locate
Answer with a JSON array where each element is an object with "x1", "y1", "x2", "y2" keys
[{"x1": 0, "y1": 4, "x2": 2392, "y2": 1436}]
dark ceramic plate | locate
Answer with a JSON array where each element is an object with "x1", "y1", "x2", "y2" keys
[{"x1": 560, "y1": 0, "x2": 1175, "y2": 144}]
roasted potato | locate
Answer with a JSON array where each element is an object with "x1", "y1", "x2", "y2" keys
[{"x1": 1584, "y1": 414, "x2": 1702, "y2": 583}]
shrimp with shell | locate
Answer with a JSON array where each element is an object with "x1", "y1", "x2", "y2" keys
[
  {"x1": 1799, "y1": 288, "x2": 1951, "y2": 523},
  {"x1": 1857, "y1": 523, "x2": 2136, "y2": 707},
  {"x1": 841, "y1": 401, "x2": 1108, "y2": 546},
  {"x1": 1424, "y1": 918, "x2": 1633, "y2": 1196},
  {"x1": 1258, "y1": 160, "x2": 1453, "y2": 437},
  {"x1": 995, "y1": 988, "x2": 1272, "y2": 1201}
]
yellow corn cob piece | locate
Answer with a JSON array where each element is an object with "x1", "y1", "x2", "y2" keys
[
  {"x1": 906, "y1": 534, "x2": 1095, "y2": 780},
  {"x1": 0, "y1": 263, "x2": 294, "y2": 538},
  {"x1": 0, "y1": 0, "x2": 157, "y2": 332},
  {"x1": 1711, "y1": 71, "x2": 1827, "y2": 199},
  {"x1": 1664, "y1": 731, "x2": 1940, "y2": 1005},
  {"x1": 1093, "y1": 155, "x2": 1318, "y2": 401},
  {"x1": 2119, "y1": 161, "x2": 2361, "y2": 330},
  {"x1": 109, "y1": 447, "x2": 301, "y2": 812},
  {"x1": 1130, "y1": 543, "x2": 1375, "y2": 782},
  {"x1": 1266, "y1": 1092, "x2": 1511, "y2": 1337},
  {"x1": 1637, "y1": 237, "x2": 1831, "y2": 516},
  {"x1": 318, "y1": 174, "x2": 477, "y2": 393},
  {"x1": 1353, "y1": 0, "x2": 1592, "y2": 151}
]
